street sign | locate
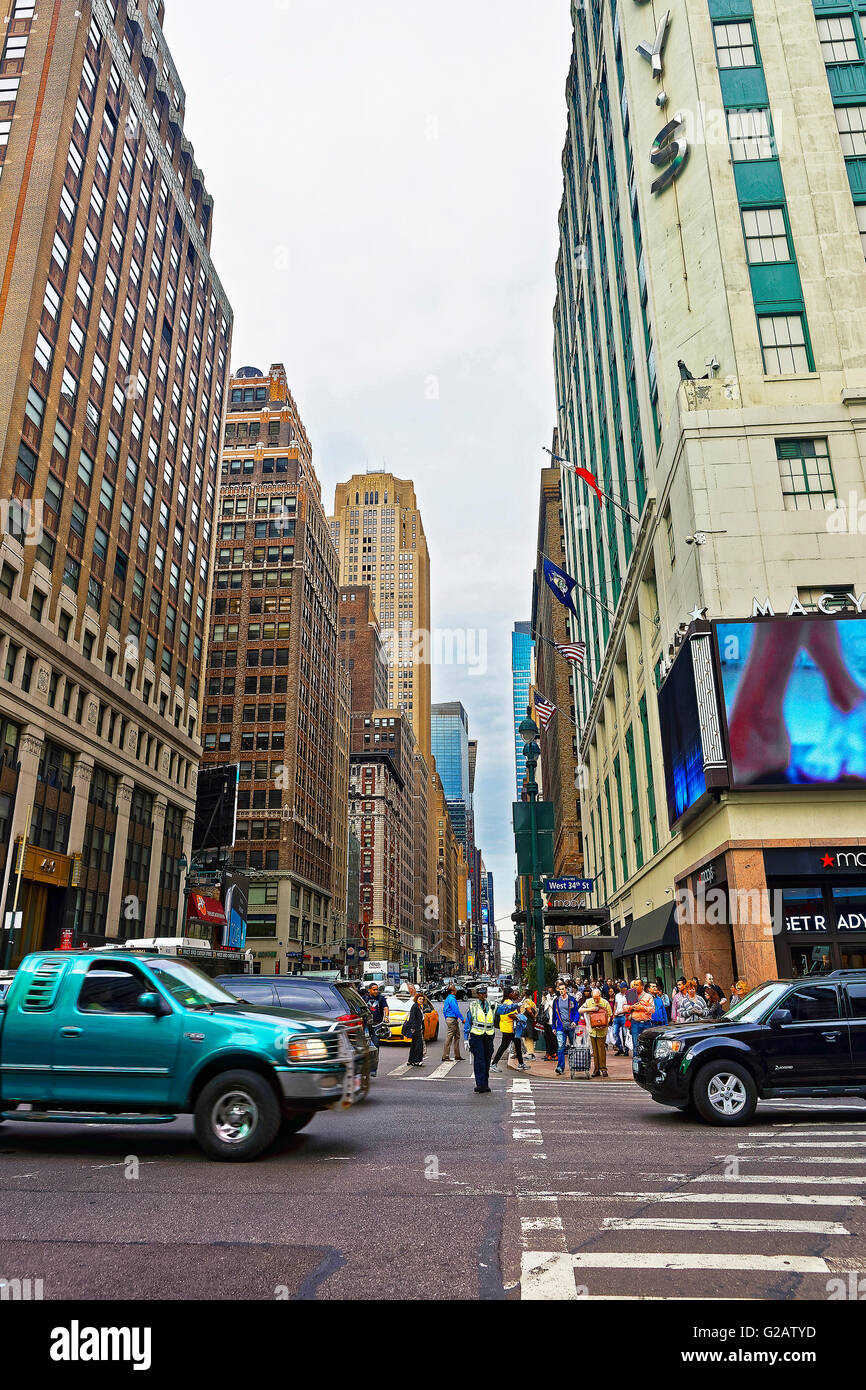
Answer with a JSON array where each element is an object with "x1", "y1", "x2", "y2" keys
[
  {"x1": 513, "y1": 801, "x2": 555, "y2": 877},
  {"x1": 2, "y1": 911, "x2": 22, "y2": 933},
  {"x1": 544, "y1": 877, "x2": 594, "y2": 893},
  {"x1": 358, "y1": 949, "x2": 367, "y2": 959},
  {"x1": 346, "y1": 945, "x2": 356, "y2": 957},
  {"x1": 285, "y1": 951, "x2": 302, "y2": 959}
]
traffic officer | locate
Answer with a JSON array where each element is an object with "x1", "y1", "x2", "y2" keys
[{"x1": 463, "y1": 985, "x2": 495, "y2": 1093}]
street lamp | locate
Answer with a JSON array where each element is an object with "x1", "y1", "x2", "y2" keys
[{"x1": 519, "y1": 713, "x2": 546, "y2": 998}]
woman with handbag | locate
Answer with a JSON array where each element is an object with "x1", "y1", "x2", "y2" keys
[
  {"x1": 521, "y1": 993, "x2": 538, "y2": 1062},
  {"x1": 405, "y1": 992, "x2": 426, "y2": 1067},
  {"x1": 579, "y1": 987, "x2": 613, "y2": 1077}
]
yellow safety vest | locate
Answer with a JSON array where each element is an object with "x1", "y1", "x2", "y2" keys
[{"x1": 469, "y1": 1001, "x2": 495, "y2": 1035}]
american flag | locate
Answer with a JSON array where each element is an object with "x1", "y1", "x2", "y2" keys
[
  {"x1": 554, "y1": 640, "x2": 587, "y2": 668},
  {"x1": 533, "y1": 694, "x2": 557, "y2": 730}
]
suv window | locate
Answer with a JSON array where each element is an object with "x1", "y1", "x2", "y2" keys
[
  {"x1": 272, "y1": 984, "x2": 334, "y2": 1014},
  {"x1": 337, "y1": 984, "x2": 369, "y2": 1016},
  {"x1": 78, "y1": 964, "x2": 151, "y2": 1014},
  {"x1": 227, "y1": 981, "x2": 276, "y2": 1005},
  {"x1": 782, "y1": 984, "x2": 840, "y2": 1022},
  {"x1": 846, "y1": 983, "x2": 866, "y2": 1018}
]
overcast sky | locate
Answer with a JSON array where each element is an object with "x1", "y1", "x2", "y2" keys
[{"x1": 165, "y1": 0, "x2": 572, "y2": 958}]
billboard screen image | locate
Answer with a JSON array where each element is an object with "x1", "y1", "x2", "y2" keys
[{"x1": 716, "y1": 615, "x2": 866, "y2": 787}]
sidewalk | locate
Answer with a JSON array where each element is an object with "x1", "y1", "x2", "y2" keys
[{"x1": 502, "y1": 1044, "x2": 635, "y2": 1082}]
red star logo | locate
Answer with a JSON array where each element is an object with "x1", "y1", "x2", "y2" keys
[{"x1": 821, "y1": 853, "x2": 834, "y2": 869}]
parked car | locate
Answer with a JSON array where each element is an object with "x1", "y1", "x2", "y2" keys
[
  {"x1": 0, "y1": 971, "x2": 15, "y2": 1003},
  {"x1": 633, "y1": 970, "x2": 866, "y2": 1125},
  {"x1": 0, "y1": 952, "x2": 362, "y2": 1160},
  {"x1": 215, "y1": 975, "x2": 377, "y2": 1080},
  {"x1": 380, "y1": 991, "x2": 440, "y2": 1043}
]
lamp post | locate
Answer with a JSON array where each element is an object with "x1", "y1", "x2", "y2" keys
[{"x1": 518, "y1": 713, "x2": 546, "y2": 998}]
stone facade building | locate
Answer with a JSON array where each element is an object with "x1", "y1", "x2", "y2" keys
[{"x1": 0, "y1": 0, "x2": 231, "y2": 958}]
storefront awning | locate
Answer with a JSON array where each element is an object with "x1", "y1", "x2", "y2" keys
[{"x1": 614, "y1": 903, "x2": 678, "y2": 959}]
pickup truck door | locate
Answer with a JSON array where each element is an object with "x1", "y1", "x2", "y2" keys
[{"x1": 52, "y1": 961, "x2": 181, "y2": 1106}]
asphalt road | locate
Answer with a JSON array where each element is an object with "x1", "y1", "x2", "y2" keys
[{"x1": 1, "y1": 1017, "x2": 865, "y2": 1301}]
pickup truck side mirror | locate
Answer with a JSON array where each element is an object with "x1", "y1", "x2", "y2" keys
[
  {"x1": 769, "y1": 1007, "x2": 793, "y2": 1030},
  {"x1": 138, "y1": 991, "x2": 171, "y2": 1017}
]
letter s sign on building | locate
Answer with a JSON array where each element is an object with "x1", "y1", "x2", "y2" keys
[{"x1": 634, "y1": 3, "x2": 690, "y2": 195}]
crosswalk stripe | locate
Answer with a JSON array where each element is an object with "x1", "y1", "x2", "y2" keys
[
  {"x1": 610, "y1": 1191, "x2": 862, "y2": 1207},
  {"x1": 602, "y1": 1215, "x2": 848, "y2": 1235},
  {"x1": 521, "y1": 1250, "x2": 833, "y2": 1296},
  {"x1": 387, "y1": 1063, "x2": 412, "y2": 1077},
  {"x1": 425, "y1": 1061, "x2": 459, "y2": 1080},
  {"x1": 738, "y1": 1141, "x2": 866, "y2": 1149},
  {"x1": 716, "y1": 1155, "x2": 866, "y2": 1164},
  {"x1": 692, "y1": 1173, "x2": 865, "y2": 1185}
]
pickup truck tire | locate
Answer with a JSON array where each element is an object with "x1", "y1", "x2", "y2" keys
[
  {"x1": 691, "y1": 1058, "x2": 757, "y2": 1126},
  {"x1": 194, "y1": 1070, "x2": 281, "y2": 1161},
  {"x1": 281, "y1": 1111, "x2": 314, "y2": 1136}
]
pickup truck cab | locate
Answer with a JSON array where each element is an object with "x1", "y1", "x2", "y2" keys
[
  {"x1": 0, "y1": 951, "x2": 363, "y2": 1160},
  {"x1": 633, "y1": 970, "x2": 866, "y2": 1125}
]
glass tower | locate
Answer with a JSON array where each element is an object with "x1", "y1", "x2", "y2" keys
[{"x1": 512, "y1": 622, "x2": 533, "y2": 798}]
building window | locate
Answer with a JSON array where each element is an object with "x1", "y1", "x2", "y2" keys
[
  {"x1": 727, "y1": 108, "x2": 774, "y2": 161},
  {"x1": 742, "y1": 206, "x2": 790, "y2": 264},
  {"x1": 664, "y1": 505, "x2": 675, "y2": 566},
  {"x1": 714, "y1": 21, "x2": 756, "y2": 68},
  {"x1": 835, "y1": 104, "x2": 866, "y2": 157},
  {"x1": 776, "y1": 438, "x2": 836, "y2": 511},
  {"x1": 817, "y1": 16, "x2": 860, "y2": 65},
  {"x1": 759, "y1": 314, "x2": 810, "y2": 374},
  {"x1": 856, "y1": 204, "x2": 866, "y2": 257}
]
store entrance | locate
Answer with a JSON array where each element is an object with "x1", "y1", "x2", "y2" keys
[{"x1": 773, "y1": 883, "x2": 866, "y2": 977}]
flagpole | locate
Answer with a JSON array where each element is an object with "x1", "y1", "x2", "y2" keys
[{"x1": 543, "y1": 446, "x2": 640, "y2": 526}]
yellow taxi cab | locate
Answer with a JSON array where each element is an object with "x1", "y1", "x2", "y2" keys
[{"x1": 382, "y1": 990, "x2": 440, "y2": 1044}]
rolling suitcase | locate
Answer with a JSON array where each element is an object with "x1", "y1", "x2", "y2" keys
[{"x1": 568, "y1": 1033, "x2": 592, "y2": 1079}]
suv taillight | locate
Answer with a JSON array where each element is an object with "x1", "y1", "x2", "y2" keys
[{"x1": 337, "y1": 1014, "x2": 363, "y2": 1027}]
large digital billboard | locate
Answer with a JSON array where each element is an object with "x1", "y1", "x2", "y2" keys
[
  {"x1": 715, "y1": 615, "x2": 866, "y2": 788},
  {"x1": 658, "y1": 639, "x2": 708, "y2": 828},
  {"x1": 193, "y1": 764, "x2": 239, "y2": 853}
]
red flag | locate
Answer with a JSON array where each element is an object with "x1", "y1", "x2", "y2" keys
[{"x1": 575, "y1": 466, "x2": 604, "y2": 504}]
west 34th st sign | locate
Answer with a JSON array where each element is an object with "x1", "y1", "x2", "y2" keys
[{"x1": 633, "y1": 4, "x2": 689, "y2": 195}]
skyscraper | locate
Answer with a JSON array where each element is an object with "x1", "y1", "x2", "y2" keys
[
  {"x1": 0, "y1": 0, "x2": 231, "y2": 958},
  {"x1": 202, "y1": 365, "x2": 339, "y2": 974},
  {"x1": 511, "y1": 621, "x2": 533, "y2": 798},
  {"x1": 431, "y1": 700, "x2": 471, "y2": 851},
  {"x1": 329, "y1": 472, "x2": 431, "y2": 762},
  {"x1": 554, "y1": 0, "x2": 866, "y2": 989}
]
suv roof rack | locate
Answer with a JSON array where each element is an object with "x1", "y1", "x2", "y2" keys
[{"x1": 824, "y1": 969, "x2": 866, "y2": 979}]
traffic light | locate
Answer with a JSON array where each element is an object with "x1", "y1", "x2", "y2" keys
[{"x1": 548, "y1": 933, "x2": 573, "y2": 951}]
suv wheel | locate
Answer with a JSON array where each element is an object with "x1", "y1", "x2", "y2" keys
[
  {"x1": 692, "y1": 1059, "x2": 757, "y2": 1126},
  {"x1": 194, "y1": 1069, "x2": 281, "y2": 1161}
]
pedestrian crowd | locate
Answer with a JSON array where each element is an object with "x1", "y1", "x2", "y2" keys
[{"x1": 360, "y1": 971, "x2": 750, "y2": 1095}]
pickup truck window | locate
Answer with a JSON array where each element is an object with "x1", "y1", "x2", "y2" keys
[
  {"x1": 781, "y1": 984, "x2": 840, "y2": 1022},
  {"x1": 148, "y1": 958, "x2": 239, "y2": 1010},
  {"x1": 79, "y1": 964, "x2": 153, "y2": 1014}
]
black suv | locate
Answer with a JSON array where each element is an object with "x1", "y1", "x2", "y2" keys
[
  {"x1": 633, "y1": 971, "x2": 866, "y2": 1125},
  {"x1": 215, "y1": 976, "x2": 378, "y2": 1081}
]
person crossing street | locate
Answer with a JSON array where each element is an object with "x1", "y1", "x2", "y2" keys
[
  {"x1": 463, "y1": 984, "x2": 496, "y2": 1093},
  {"x1": 441, "y1": 984, "x2": 464, "y2": 1062}
]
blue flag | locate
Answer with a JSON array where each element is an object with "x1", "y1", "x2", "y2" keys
[{"x1": 543, "y1": 558, "x2": 579, "y2": 618}]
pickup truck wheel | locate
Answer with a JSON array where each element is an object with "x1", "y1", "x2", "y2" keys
[
  {"x1": 692, "y1": 1059, "x2": 757, "y2": 1126},
  {"x1": 281, "y1": 1112, "x2": 314, "y2": 1136},
  {"x1": 194, "y1": 1070, "x2": 281, "y2": 1161}
]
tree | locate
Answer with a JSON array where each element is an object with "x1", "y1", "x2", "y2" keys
[{"x1": 525, "y1": 953, "x2": 557, "y2": 993}]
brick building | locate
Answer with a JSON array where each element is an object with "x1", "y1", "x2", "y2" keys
[
  {"x1": 349, "y1": 709, "x2": 415, "y2": 969},
  {"x1": 202, "y1": 364, "x2": 338, "y2": 974}
]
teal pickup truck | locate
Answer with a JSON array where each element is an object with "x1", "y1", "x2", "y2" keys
[{"x1": 0, "y1": 951, "x2": 365, "y2": 1160}]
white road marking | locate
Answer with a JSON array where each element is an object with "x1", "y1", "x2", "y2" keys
[
  {"x1": 521, "y1": 1216, "x2": 564, "y2": 1232},
  {"x1": 716, "y1": 1155, "x2": 866, "y2": 1164},
  {"x1": 693, "y1": 1173, "x2": 866, "y2": 1185},
  {"x1": 603, "y1": 1215, "x2": 849, "y2": 1235},
  {"x1": 387, "y1": 1063, "x2": 412, "y2": 1076},
  {"x1": 737, "y1": 1141, "x2": 866, "y2": 1150},
  {"x1": 425, "y1": 1061, "x2": 459, "y2": 1080},
  {"x1": 610, "y1": 1191, "x2": 862, "y2": 1207},
  {"x1": 545, "y1": 1252, "x2": 835, "y2": 1273}
]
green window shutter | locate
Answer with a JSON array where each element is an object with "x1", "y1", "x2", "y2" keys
[
  {"x1": 625, "y1": 726, "x2": 644, "y2": 869},
  {"x1": 640, "y1": 695, "x2": 660, "y2": 855}
]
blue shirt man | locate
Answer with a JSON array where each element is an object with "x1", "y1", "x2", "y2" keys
[
  {"x1": 443, "y1": 990, "x2": 463, "y2": 1021},
  {"x1": 552, "y1": 984, "x2": 581, "y2": 1075},
  {"x1": 441, "y1": 984, "x2": 464, "y2": 1062}
]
